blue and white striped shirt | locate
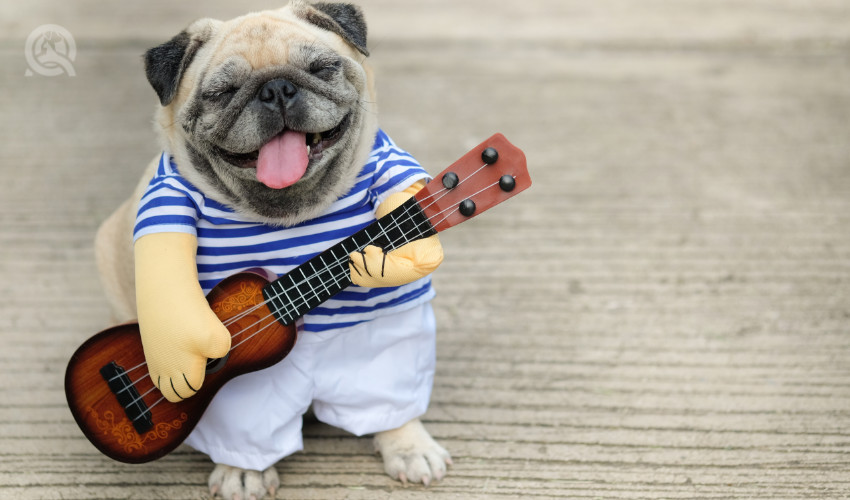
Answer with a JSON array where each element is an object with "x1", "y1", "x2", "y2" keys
[{"x1": 133, "y1": 129, "x2": 435, "y2": 335}]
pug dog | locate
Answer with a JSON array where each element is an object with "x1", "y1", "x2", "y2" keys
[{"x1": 94, "y1": 1, "x2": 451, "y2": 498}]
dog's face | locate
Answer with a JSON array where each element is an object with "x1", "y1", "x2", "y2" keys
[{"x1": 145, "y1": 1, "x2": 378, "y2": 226}]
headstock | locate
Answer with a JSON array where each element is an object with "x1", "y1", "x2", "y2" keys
[{"x1": 415, "y1": 133, "x2": 531, "y2": 233}]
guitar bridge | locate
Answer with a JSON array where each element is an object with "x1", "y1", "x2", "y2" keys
[{"x1": 99, "y1": 361, "x2": 153, "y2": 434}]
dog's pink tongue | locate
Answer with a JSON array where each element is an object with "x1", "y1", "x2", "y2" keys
[{"x1": 256, "y1": 130, "x2": 308, "y2": 189}]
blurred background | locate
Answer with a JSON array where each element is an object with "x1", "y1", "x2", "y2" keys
[{"x1": 1, "y1": 1, "x2": 849, "y2": 498}]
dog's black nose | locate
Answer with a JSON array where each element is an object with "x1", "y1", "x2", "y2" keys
[{"x1": 258, "y1": 79, "x2": 299, "y2": 108}]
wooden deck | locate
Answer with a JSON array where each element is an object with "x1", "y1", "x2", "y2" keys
[{"x1": 1, "y1": 1, "x2": 849, "y2": 498}]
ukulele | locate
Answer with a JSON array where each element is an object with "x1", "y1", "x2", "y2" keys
[{"x1": 65, "y1": 133, "x2": 530, "y2": 464}]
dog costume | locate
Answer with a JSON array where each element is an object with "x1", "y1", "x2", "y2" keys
[{"x1": 133, "y1": 129, "x2": 438, "y2": 469}]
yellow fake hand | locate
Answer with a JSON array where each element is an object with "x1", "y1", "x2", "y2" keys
[
  {"x1": 135, "y1": 233, "x2": 231, "y2": 403},
  {"x1": 349, "y1": 181, "x2": 444, "y2": 288}
]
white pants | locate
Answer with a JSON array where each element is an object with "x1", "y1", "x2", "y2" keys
[{"x1": 184, "y1": 303, "x2": 437, "y2": 471}]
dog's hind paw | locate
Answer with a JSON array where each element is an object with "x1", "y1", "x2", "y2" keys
[
  {"x1": 208, "y1": 464, "x2": 279, "y2": 500},
  {"x1": 374, "y1": 418, "x2": 452, "y2": 487}
]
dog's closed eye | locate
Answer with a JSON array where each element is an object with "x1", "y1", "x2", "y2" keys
[
  {"x1": 202, "y1": 85, "x2": 239, "y2": 101},
  {"x1": 309, "y1": 57, "x2": 342, "y2": 79}
]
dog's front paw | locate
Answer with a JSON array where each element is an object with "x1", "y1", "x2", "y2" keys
[
  {"x1": 208, "y1": 464, "x2": 279, "y2": 500},
  {"x1": 373, "y1": 419, "x2": 452, "y2": 486}
]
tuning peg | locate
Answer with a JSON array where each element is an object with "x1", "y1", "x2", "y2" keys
[
  {"x1": 482, "y1": 147, "x2": 498, "y2": 164},
  {"x1": 459, "y1": 199, "x2": 476, "y2": 216},
  {"x1": 442, "y1": 172, "x2": 459, "y2": 189}
]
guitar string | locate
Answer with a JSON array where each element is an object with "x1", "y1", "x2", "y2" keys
[
  {"x1": 215, "y1": 172, "x2": 467, "y2": 330},
  {"x1": 132, "y1": 177, "x2": 508, "y2": 421},
  {"x1": 213, "y1": 162, "x2": 489, "y2": 332},
  {"x1": 111, "y1": 164, "x2": 490, "y2": 385},
  {"x1": 218, "y1": 177, "x2": 493, "y2": 355},
  {"x1": 209, "y1": 173, "x2": 493, "y2": 344},
  {"x1": 209, "y1": 177, "x2": 506, "y2": 356}
]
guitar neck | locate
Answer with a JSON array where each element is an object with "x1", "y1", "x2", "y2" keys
[
  {"x1": 261, "y1": 197, "x2": 436, "y2": 325},
  {"x1": 261, "y1": 132, "x2": 530, "y2": 326}
]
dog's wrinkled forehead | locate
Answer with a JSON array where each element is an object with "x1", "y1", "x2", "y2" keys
[{"x1": 210, "y1": 15, "x2": 337, "y2": 70}]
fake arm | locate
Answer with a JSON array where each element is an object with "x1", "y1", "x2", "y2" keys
[
  {"x1": 134, "y1": 232, "x2": 231, "y2": 403},
  {"x1": 349, "y1": 181, "x2": 443, "y2": 287}
]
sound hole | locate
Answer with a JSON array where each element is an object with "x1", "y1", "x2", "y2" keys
[{"x1": 205, "y1": 353, "x2": 229, "y2": 374}]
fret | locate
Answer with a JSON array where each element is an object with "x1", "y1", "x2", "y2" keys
[
  {"x1": 329, "y1": 243, "x2": 347, "y2": 271},
  {"x1": 375, "y1": 211, "x2": 392, "y2": 247},
  {"x1": 268, "y1": 282, "x2": 290, "y2": 324},
  {"x1": 300, "y1": 266, "x2": 319, "y2": 311},
  {"x1": 354, "y1": 224, "x2": 374, "y2": 252},
  {"x1": 276, "y1": 280, "x2": 294, "y2": 323},
  {"x1": 310, "y1": 260, "x2": 330, "y2": 297},
  {"x1": 269, "y1": 283, "x2": 289, "y2": 325},
  {"x1": 374, "y1": 199, "x2": 436, "y2": 252},
  {"x1": 291, "y1": 271, "x2": 311, "y2": 319},
  {"x1": 317, "y1": 255, "x2": 331, "y2": 288},
  {"x1": 321, "y1": 253, "x2": 344, "y2": 289},
  {"x1": 263, "y1": 197, "x2": 435, "y2": 326}
]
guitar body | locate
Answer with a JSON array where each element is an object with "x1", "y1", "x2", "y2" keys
[{"x1": 64, "y1": 268, "x2": 296, "y2": 463}]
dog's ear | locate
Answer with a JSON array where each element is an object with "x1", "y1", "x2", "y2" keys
[
  {"x1": 292, "y1": 1, "x2": 369, "y2": 56},
  {"x1": 144, "y1": 19, "x2": 220, "y2": 106}
]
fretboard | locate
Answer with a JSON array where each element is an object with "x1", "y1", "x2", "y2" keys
[{"x1": 261, "y1": 197, "x2": 437, "y2": 325}]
